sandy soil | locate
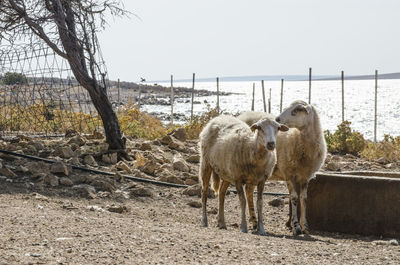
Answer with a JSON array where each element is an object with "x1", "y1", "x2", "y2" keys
[{"x1": 0, "y1": 178, "x2": 399, "y2": 265}]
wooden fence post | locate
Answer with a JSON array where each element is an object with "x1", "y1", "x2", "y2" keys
[
  {"x1": 341, "y1": 71, "x2": 344, "y2": 122},
  {"x1": 251, "y1": 83, "x2": 255, "y2": 111},
  {"x1": 280, "y1": 79, "x2": 284, "y2": 112},
  {"x1": 261, "y1": 80, "x2": 266, "y2": 112},
  {"x1": 268, "y1": 87, "x2": 271, "y2": 113},
  {"x1": 170, "y1": 74, "x2": 174, "y2": 126},
  {"x1": 216, "y1": 77, "x2": 220, "y2": 114},
  {"x1": 138, "y1": 85, "x2": 141, "y2": 109},
  {"x1": 190, "y1": 73, "x2": 195, "y2": 121},
  {"x1": 374, "y1": 70, "x2": 378, "y2": 142},
  {"x1": 309, "y1": 67, "x2": 312, "y2": 104},
  {"x1": 117, "y1": 78, "x2": 120, "y2": 111}
]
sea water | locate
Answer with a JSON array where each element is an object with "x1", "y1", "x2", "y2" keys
[{"x1": 141, "y1": 79, "x2": 400, "y2": 141}]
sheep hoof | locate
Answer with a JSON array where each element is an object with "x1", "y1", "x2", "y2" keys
[
  {"x1": 257, "y1": 228, "x2": 267, "y2": 236},
  {"x1": 217, "y1": 223, "x2": 227, "y2": 230},
  {"x1": 240, "y1": 225, "x2": 248, "y2": 233},
  {"x1": 301, "y1": 223, "x2": 310, "y2": 235},
  {"x1": 201, "y1": 218, "x2": 208, "y2": 228},
  {"x1": 285, "y1": 220, "x2": 292, "y2": 229},
  {"x1": 292, "y1": 226, "x2": 302, "y2": 236}
]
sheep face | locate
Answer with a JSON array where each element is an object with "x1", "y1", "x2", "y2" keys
[
  {"x1": 251, "y1": 118, "x2": 289, "y2": 151},
  {"x1": 276, "y1": 101, "x2": 313, "y2": 129}
]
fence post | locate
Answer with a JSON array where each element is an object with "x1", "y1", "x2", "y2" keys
[
  {"x1": 138, "y1": 85, "x2": 141, "y2": 109},
  {"x1": 170, "y1": 74, "x2": 174, "y2": 126},
  {"x1": 251, "y1": 83, "x2": 255, "y2": 111},
  {"x1": 374, "y1": 70, "x2": 378, "y2": 142},
  {"x1": 216, "y1": 77, "x2": 220, "y2": 114},
  {"x1": 280, "y1": 79, "x2": 284, "y2": 112},
  {"x1": 309, "y1": 67, "x2": 312, "y2": 104},
  {"x1": 268, "y1": 87, "x2": 271, "y2": 113},
  {"x1": 117, "y1": 78, "x2": 120, "y2": 111},
  {"x1": 341, "y1": 71, "x2": 344, "y2": 122},
  {"x1": 191, "y1": 73, "x2": 195, "y2": 121},
  {"x1": 261, "y1": 80, "x2": 266, "y2": 112}
]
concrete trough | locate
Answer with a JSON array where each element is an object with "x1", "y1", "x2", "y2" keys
[{"x1": 307, "y1": 172, "x2": 400, "y2": 238}]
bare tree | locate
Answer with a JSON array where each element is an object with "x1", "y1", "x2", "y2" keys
[{"x1": 0, "y1": 0, "x2": 128, "y2": 155}]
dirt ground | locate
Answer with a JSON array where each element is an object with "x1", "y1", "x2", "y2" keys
[
  {"x1": 1, "y1": 178, "x2": 399, "y2": 265},
  {"x1": 0, "y1": 133, "x2": 399, "y2": 264}
]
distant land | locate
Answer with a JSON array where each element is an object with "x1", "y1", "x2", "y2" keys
[{"x1": 148, "y1": 72, "x2": 400, "y2": 83}]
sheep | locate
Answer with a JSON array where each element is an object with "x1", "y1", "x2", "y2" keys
[
  {"x1": 273, "y1": 100, "x2": 327, "y2": 235},
  {"x1": 199, "y1": 115, "x2": 288, "y2": 235}
]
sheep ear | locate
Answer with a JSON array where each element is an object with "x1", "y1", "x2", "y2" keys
[
  {"x1": 250, "y1": 124, "x2": 261, "y2": 132},
  {"x1": 279, "y1": 124, "x2": 289, "y2": 132},
  {"x1": 295, "y1": 105, "x2": 309, "y2": 114}
]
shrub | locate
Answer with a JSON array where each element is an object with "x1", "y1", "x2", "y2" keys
[
  {"x1": 2, "y1": 72, "x2": 28, "y2": 85},
  {"x1": 324, "y1": 121, "x2": 366, "y2": 156},
  {"x1": 184, "y1": 105, "x2": 219, "y2": 139},
  {"x1": 361, "y1": 135, "x2": 400, "y2": 162},
  {"x1": 118, "y1": 104, "x2": 167, "y2": 140}
]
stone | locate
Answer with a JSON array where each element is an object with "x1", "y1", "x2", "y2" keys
[
  {"x1": 0, "y1": 161, "x2": 2, "y2": 169},
  {"x1": 173, "y1": 155, "x2": 190, "y2": 172},
  {"x1": 107, "y1": 205, "x2": 128, "y2": 214},
  {"x1": 152, "y1": 139, "x2": 161, "y2": 146},
  {"x1": 168, "y1": 138, "x2": 186, "y2": 152},
  {"x1": 187, "y1": 201, "x2": 202, "y2": 208},
  {"x1": 160, "y1": 135, "x2": 173, "y2": 145},
  {"x1": 184, "y1": 178, "x2": 197, "y2": 186},
  {"x1": 90, "y1": 179, "x2": 115, "y2": 192},
  {"x1": 68, "y1": 157, "x2": 81, "y2": 165},
  {"x1": 50, "y1": 162, "x2": 69, "y2": 176},
  {"x1": 67, "y1": 135, "x2": 86, "y2": 146},
  {"x1": 26, "y1": 161, "x2": 50, "y2": 175},
  {"x1": 171, "y1": 127, "x2": 187, "y2": 142},
  {"x1": 83, "y1": 155, "x2": 98, "y2": 167},
  {"x1": 15, "y1": 165, "x2": 29, "y2": 173},
  {"x1": 268, "y1": 197, "x2": 285, "y2": 207},
  {"x1": 30, "y1": 141, "x2": 45, "y2": 151},
  {"x1": 116, "y1": 161, "x2": 132, "y2": 174},
  {"x1": 186, "y1": 154, "x2": 200, "y2": 163},
  {"x1": 376, "y1": 157, "x2": 390, "y2": 165},
  {"x1": 139, "y1": 160, "x2": 159, "y2": 175},
  {"x1": 159, "y1": 164, "x2": 174, "y2": 173},
  {"x1": 55, "y1": 146, "x2": 75, "y2": 159},
  {"x1": 0, "y1": 167, "x2": 17, "y2": 178},
  {"x1": 72, "y1": 184, "x2": 96, "y2": 199},
  {"x1": 159, "y1": 175, "x2": 184, "y2": 185},
  {"x1": 102, "y1": 153, "x2": 118, "y2": 164},
  {"x1": 182, "y1": 184, "x2": 214, "y2": 197},
  {"x1": 130, "y1": 187, "x2": 154, "y2": 197},
  {"x1": 140, "y1": 141, "x2": 152, "y2": 151},
  {"x1": 326, "y1": 161, "x2": 340, "y2": 171},
  {"x1": 30, "y1": 172, "x2": 46, "y2": 181},
  {"x1": 59, "y1": 177, "x2": 73, "y2": 187},
  {"x1": 43, "y1": 174, "x2": 59, "y2": 187}
]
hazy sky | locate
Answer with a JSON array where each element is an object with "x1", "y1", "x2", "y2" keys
[{"x1": 98, "y1": 0, "x2": 400, "y2": 82}]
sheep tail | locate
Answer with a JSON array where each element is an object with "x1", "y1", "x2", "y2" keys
[{"x1": 211, "y1": 171, "x2": 220, "y2": 194}]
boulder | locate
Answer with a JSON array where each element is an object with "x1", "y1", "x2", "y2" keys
[
  {"x1": 160, "y1": 135, "x2": 173, "y2": 145},
  {"x1": 159, "y1": 175, "x2": 184, "y2": 185},
  {"x1": 171, "y1": 127, "x2": 187, "y2": 142},
  {"x1": 59, "y1": 177, "x2": 74, "y2": 187},
  {"x1": 186, "y1": 154, "x2": 200, "y2": 163},
  {"x1": 83, "y1": 155, "x2": 98, "y2": 167},
  {"x1": 90, "y1": 179, "x2": 115, "y2": 192},
  {"x1": 182, "y1": 184, "x2": 214, "y2": 197},
  {"x1": 130, "y1": 187, "x2": 154, "y2": 197},
  {"x1": 168, "y1": 138, "x2": 186, "y2": 152},
  {"x1": 43, "y1": 174, "x2": 59, "y2": 187},
  {"x1": 116, "y1": 161, "x2": 132, "y2": 174},
  {"x1": 138, "y1": 160, "x2": 159, "y2": 175},
  {"x1": 184, "y1": 178, "x2": 197, "y2": 186},
  {"x1": 54, "y1": 146, "x2": 75, "y2": 159},
  {"x1": 102, "y1": 153, "x2": 118, "y2": 164},
  {"x1": 173, "y1": 155, "x2": 190, "y2": 172},
  {"x1": 50, "y1": 162, "x2": 69, "y2": 176},
  {"x1": 140, "y1": 141, "x2": 152, "y2": 151}
]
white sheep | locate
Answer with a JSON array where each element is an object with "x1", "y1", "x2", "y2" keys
[
  {"x1": 274, "y1": 100, "x2": 327, "y2": 235},
  {"x1": 199, "y1": 115, "x2": 288, "y2": 235}
]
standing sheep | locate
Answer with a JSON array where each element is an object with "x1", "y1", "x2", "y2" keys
[
  {"x1": 199, "y1": 115, "x2": 288, "y2": 235},
  {"x1": 274, "y1": 100, "x2": 327, "y2": 235}
]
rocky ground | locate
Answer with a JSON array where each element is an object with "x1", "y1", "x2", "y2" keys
[{"x1": 0, "y1": 130, "x2": 399, "y2": 264}]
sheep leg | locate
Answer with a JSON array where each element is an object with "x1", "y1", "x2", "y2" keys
[
  {"x1": 200, "y1": 163, "x2": 212, "y2": 227},
  {"x1": 256, "y1": 179, "x2": 267, "y2": 236},
  {"x1": 286, "y1": 180, "x2": 302, "y2": 236},
  {"x1": 286, "y1": 200, "x2": 292, "y2": 229},
  {"x1": 235, "y1": 182, "x2": 248, "y2": 233},
  {"x1": 245, "y1": 184, "x2": 257, "y2": 229},
  {"x1": 299, "y1": 182, "x2": 309, "y2": 234},
  {"x1": 217, "y1": 180, "x2": 230, "y2": 229}
]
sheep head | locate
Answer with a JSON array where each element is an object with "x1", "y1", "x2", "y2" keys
[
  {"x1": 251, "y1": 118, "x2": 289, "y2": 151},
  {"x1": 276, "y1": 100, "x2": 313, "y2": 129}
]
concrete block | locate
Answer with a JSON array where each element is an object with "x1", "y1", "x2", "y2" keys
[{"x1": 307, "y1": 172, "x2": 400, "y2": 238}]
